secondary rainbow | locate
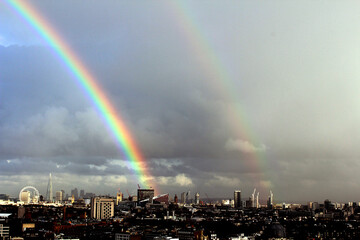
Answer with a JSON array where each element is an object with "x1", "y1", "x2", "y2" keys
[
  {"x1": 6, "y1": 0, "x2": 155, "y2": 190},
  {"x1": 168, "y1": 2, "x2": 270, "y2": 192}
]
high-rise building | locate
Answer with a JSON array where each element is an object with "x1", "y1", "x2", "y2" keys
[
  {"x1": 180, "y1": 192, "x2": 185, "y2": 204},
  {"x1": 71, "y1": 188, "x2": 79, "y2": 200},
  {"x1": 195, "y1": 192, "x2": 200, "y2": 204},
  {"x1": 174, "y1": 194, "x2": 178, "y2": 203},
  {"x1": 91, "y1": 197, "x2": 115, "y2": 219},
  {"x1": 80, "y1": 189, "x2": 85, "y2": 199},
  {"x1": 55, "y1": 191, "x2": 63, "y2": 202},
  {"x1": 251, "y1": 188, "x2": 256, "y2": 208},
  {"x1": 267, "y1": 190, "x2": 274, "y2": 208},
  {"x1": 116, "y1": 191, "x2": 123, "y2": 205},
  {"x1": 46, "y1": 173, "x2": 53, "y2": 202},
  {"x1": 137, "y1": 189, "x2": 154, "y2": 203},
  {"x1": 234, "y1": 190, "x2": 241, "y2": 208},
  {"x1": 186, "y1": 191, "x2": 191, "y2": 204}
]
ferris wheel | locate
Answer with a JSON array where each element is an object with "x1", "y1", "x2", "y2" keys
[{"x1": 19, "y1": 186, "x2": 40, "y2": 203}]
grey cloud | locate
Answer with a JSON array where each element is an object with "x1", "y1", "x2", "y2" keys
[
  {"x1": 225, "y1": 138, "x2": 268, "y2": 153},
  {"x1": 1, "y1": 1, "x2": 360, "y2": 201}
]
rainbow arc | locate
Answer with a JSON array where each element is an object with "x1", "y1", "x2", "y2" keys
[{"x1": 7, "y1": 0, "x2": 154, "y2": 190}]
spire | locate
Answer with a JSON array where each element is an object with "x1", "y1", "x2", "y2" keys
[{"x1": 46, "y1": 173, "x2": 53, "y2": 202}]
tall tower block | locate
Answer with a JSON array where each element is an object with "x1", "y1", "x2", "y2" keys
[{"x1": 46, "y1": 173, "x2": 53, "y2": 202}]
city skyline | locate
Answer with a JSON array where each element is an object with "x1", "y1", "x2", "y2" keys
[{"x1": 1, "y1": 1, "x2": 360, "y2": 202}]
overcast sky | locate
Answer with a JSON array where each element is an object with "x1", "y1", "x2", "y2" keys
[{"x1": 1, "y1": 0, "x2": 360, "y2": 202}]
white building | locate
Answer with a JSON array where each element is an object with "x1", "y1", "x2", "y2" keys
[
  {"x1": 91, "y1": 197, "x2": 114, "y2": 219},
  {"x1": 195, "y1": 193, "x2": 200, "y2": 204}
]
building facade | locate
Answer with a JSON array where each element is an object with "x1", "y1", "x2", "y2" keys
[
  {"x1": 180, "y1": 192, "x2": 185, "y2": 204},
  {"x1": 91, "y1": 197, "x2": 115, "y2": 219},
  {"x1": 195, "y1": 193, "x2": 200, "y2": 205},
  {"x1": 137, "y1": 189, "x2": 154, "y2": 203},
  {"x1": 0, "y1": 224, "x2": 9, "y2": 239},
  {"x1": 234, "y1": 190, "x2": 241, "y2": 208},
  {"x1": 55, "y1": 191, "x2": 63, "y2": 202}
]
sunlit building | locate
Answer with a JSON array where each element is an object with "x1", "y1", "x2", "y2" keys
[
  {"x1": 91, "y1": 197, "x2": 114, "y2": 219},
  {"x1": 116, "y1": 191, "x2": 123, "y2": 205},
  {"x1": 20, "y1": 191, "x2": 30, "y2": 203},
  {"x1": 234, "y1": 190, "x2": 241, "y2": 208}
]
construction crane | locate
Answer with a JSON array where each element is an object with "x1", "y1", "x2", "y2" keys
[
  {"x1": 126, "y1": 189, "x2": 131, "y2": 197},
  {"x1": 137, "y1": 184, "x2": 141, "y2": 189}
]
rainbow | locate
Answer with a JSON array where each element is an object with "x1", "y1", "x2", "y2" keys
[
  {"x1": 6, "y1": 0, "x2": 155, "y2": 190},
  {"x1": 168, "y1": 2, "x2": 270, "y2": 192}
]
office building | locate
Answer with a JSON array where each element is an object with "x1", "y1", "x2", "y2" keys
[
  {"x1": 186, "y1": 191, "x2": 191, "y2": 204},
  {"x1": 116, "y1": 192, "x2": 123, "y2": 205},
  {"x1": 195, "y1": 192, "x2": 200, "y2": 204},
  {"x1": 180, "y1": 192, "x2": 185, "y2": 204},
  {"x1": 55, "y1": 191, "x2": 63, "y2": 202},
  {"x1": 80, "y1": 189, "x2": 85, "y2": 199},
  {"x1": 137, "y1": 189, "x2": 154, "y2": 203},
  {"x1": 46, "y1": 173, "x2": 53, "y2": 202},
  {"x1": 91, "y1": 197, "x2": 115, "y2": 219},
  {"x1": 71, "y1": 188, "x2": 79, "y2": 200},
  {"x1": 267, "y1": 190, "x2": 274, "y2": 208},
  {"x1": 234, "y1": 190, "x2": 241, "y2": 208}
]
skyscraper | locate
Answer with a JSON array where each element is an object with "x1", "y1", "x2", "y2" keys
[
  {"x1": 234, "y1": 190, "x2": 241, "y2": 208},
  {"x1": 195, "y1": 192, "x2": 200, "y2": 204},
  {"x1": 55, "y1": 191, "x2": 63, "y2": 202},
  {"x1": 71, "y1": 188, "x2": 79, "y2": 200},
  {"x1": 80, "y1": 189, "x2": 85, "y2": 199},
  {"x1": 251, "y1": 188, "x2": 256, "y2": 208},
  {"x1": 267, "y1": 190, "x2": 274, "y2": 208},
  {"x1": 180, "y1": 192, "x2": 185, "y2": 204},
  {"x1": 46, "y1": 173, "x2": 53, "y2": 202},
  {"x1": 116, "y1": 191, "x2": 123, "y2": 205}
]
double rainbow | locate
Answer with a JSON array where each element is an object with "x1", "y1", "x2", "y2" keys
[
  {"x1": 6, "y1": 0, "x2": 154, "y2": 190},
  {"x1": 168, "y1": 2, "x2": 269, "y2": 192}
]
